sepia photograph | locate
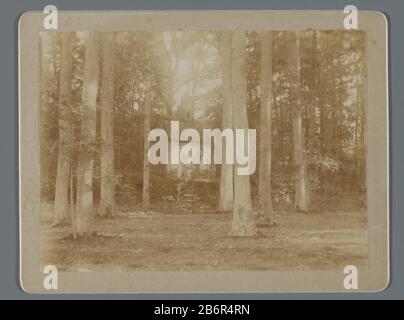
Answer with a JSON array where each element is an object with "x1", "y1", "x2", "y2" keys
[{"x1": 18, "y1": 10, "x2": 388, "y2": 292}]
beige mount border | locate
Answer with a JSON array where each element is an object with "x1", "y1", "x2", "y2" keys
[{"x1": 19, "y1": 10, "x2": 389, "y2": 293}]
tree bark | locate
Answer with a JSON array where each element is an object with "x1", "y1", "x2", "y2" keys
[
  {"x1": 39, "y1": 33, "x2": 56, "y2": 201},
  {"x1": 74, "y1": 32, "x2": 100, "y2": 237},
  {"x1": 291, "y1": 32, "x2": 309, "y2": 212},
  {"x1": 143, "y1": 70, "x2": 152, "y2": 208},
  {"x1": 258, "y1": 31, "x2": 273, "y2": 223},
  {"x1": 218, "y1": 31, "x2": 234, "y2": 212},
  {"x1": 54, "y1": 32, "x2": 73, "y2": 225},
  {"x1": 359, "y1": 38, "x2": 367, "y2": 193},
  {"x1": 231, "y1": 31, "x2": 257, "y2": 236},
  {"x1": 167, "y1": 71, "x2": 174, "y2": 118},
  {"x1": 355, "y1": 79, "x2": 362, "y2": 190},
  {"x1": 317, "y1": 31, "x2": 326, "y2": 190},
  {"x1": 99, "y1": 33, "x2": 115, "y2": 217},
  {"x1": 359, "y1": 71, "x2": 367, "y2": 193}
]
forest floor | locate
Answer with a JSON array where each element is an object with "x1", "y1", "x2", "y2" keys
[{"x1": 40, "y1": 201, "x2": 368, "y2": 271}]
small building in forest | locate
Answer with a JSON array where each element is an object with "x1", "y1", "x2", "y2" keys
[{"x1": 163, "y1": 93, "x2": 218, "y2": 182}]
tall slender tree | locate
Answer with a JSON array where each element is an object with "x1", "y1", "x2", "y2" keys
[
  {"x1": 143, "y1": 66, "x2": 152, "y2": 208},
  {"x1": 359, "y1": 37, "x2": 367, "y2": 193},
  {"x1": 218, "y1": 31, "x2": 234, "y2": 212},
  {"x1": 290, "y1": 32, "x2": 309, "y2": 211},
  {"x1": 74, "y1": 32, "x2": 100, "y2": 237},
  {"x1": 99, "y1": 32, "x2": 116, "y2": 217},
  {"x1": 39, "y1": 33, "x2": 58, "y2": 202},
  {"x1": 258, "y1": 31, "x2": 273, "y2": 223},
  {"x1": 317, "y1": 31, "x2": 327, "y2": 190},
  {"x1": 231, "y1": 31, "x2": 257, "y2": 236},
  {"x1": 54, "y1": 32, "x2": 73, "y2": 225}
]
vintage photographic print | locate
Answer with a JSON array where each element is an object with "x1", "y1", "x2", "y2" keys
[{"x1": 19, "y1": 10, "x2": 388, "y2": 293}]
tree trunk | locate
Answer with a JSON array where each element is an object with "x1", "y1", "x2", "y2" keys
[
  {"x1": 359, "y1": 38, "x2": 367, "y2": 194},
  {"x1": 291, "y1": 32, "x2": 309, "y2": 212},
  {"x1": 191, "y1": 72, "x2": 197, "y2": 120},
  {"x1": 39, "y1": 33, "x2": 56, "y2": 202},
  {"x1": 358, "y1": 72, "x2": 367, "y2": 193},
  {"x1": 218, "y1": 31, "x2": 234, "y2": 212},
  {"x1": 355, "y1": 79, "x2": 362, "y2": 190},
  {"x1": 292, "y1": 109, "x2": 309, "y2": 211},
  {"x1": 99, "y1": 33, "x2": 115, "y2": 217},
  {"x1": 231, "y1": 31, "x2": 257, "y2": 236},
  {"x1": 143, "y1": 71, "x2": 152, "y2": 208},
  {"x1": 278, "y1": 72, "x2": 285, "y2": 161},
  {"x1": 258, "y1": 31, "x2": 273, "y2": 223},
  {"x1": 167, "y1": 72, "x2": 174, "y2": 118},
  {"x1": 318, "y1": 31, "x2": 326, "y2": 190},
  {"x1": 311, "y1": 31, "x2": 321, "y2": 191},
  {"x1": 74, "y1": 32, "x2": 100, "y2": 238},
  {"x1": 54, "y1": 32, "x2": 73, "y2": 225}
]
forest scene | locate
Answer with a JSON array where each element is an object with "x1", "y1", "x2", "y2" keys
[{"x1": 39, "y1": 29, "x2": 367, "y2": 271}]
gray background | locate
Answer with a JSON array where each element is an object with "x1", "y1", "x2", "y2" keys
[{"x1": 0, "y1": 0, "x2": 401, "y2": 299}]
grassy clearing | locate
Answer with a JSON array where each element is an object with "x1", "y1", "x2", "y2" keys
[{"x1": 40, "y1": 203, "x2": 367, "y2": 272}]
